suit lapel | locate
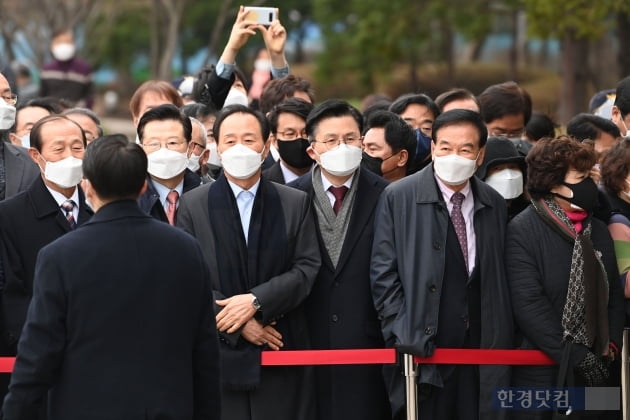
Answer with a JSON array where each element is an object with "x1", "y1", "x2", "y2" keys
[
  {"x1": 4, "y1": 144, "x2": 26, "y2": 197},
  {"x1": 29, "y1": 177, "x2": 71, "y2": 233},
  {"x1": 334, "y1": 171, "x2": 380, "y2": 275}
]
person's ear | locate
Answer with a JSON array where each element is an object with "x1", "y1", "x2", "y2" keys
[
  {"x1": 199, "y1": 149, "x2": 210, "y2": 166},
  {"x1": 139, "y1": 179, "x2": 149, "y2": 196},
  {"x1": 8, "y1": 133, "x2": 21, "y2": 146},
  {"x1": 397, "y1": 149, "x2": 408, "y2": 167}
]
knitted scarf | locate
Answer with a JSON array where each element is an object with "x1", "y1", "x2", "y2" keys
[{"x1": 531, "y1": 196, "x2": 609, "y2": 356}]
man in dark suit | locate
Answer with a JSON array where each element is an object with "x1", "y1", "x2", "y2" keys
[
  {"x1": 0, "y1": 114, "x2": 92, "y2": 352},
  {"x1": 262, "y1": 98, "x2": 314, "y2": 184},
  {"x1": 137, "y1": 104, "x2": 201, "y2": 225},
  {"x1": 288, "y1": 99, "x2": 391, "y2": 420},
  {"x1": 0, "y1": 114, "x2": 92, "y2": 409},
  {"x1": 2, "y1": 135, "x2": 220, "y2": 420},
  {"x1": 177, "y1": 104, "x2": 320, "y2": 420},
  {"x1": 0, "y1": 72, "x2": 39, "y2": 200},
  {"x1": 371, "y1": 109, "x2": 513, "y2": 420}
]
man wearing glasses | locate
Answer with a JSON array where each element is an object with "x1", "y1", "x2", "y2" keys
[
  {"x1": 0, "y1": 72, "x2": 39, "y2": 201},
  {"x1": 137, "y1": 104, "x2": 201, "y2": 225},
  {"x1": 289, "y1": 99, "x2": 392, "y2": 420}
]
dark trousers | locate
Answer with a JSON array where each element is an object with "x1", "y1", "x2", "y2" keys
[{"x1": 417, "y1": 364, "x2": 479, "y2": 420}]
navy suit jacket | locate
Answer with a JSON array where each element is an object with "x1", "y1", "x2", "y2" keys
[
  {"x1": 0, "y1": 176, "x2": 93, "y2": 351},
  {"x1": 2, "y1": 200, "x2": 220, "y2": 420},
  {"x1": 138, "y1": 170, "x2": 201, "y2": 223}
]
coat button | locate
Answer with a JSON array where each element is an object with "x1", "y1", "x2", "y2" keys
[
  {"x1": 424, "y1": 326, "x2": 435, "y2": 335},
  {"x1": 331, "y1": 314, "x2": 339, "y2": 322},
  {"x1": 429, "y1": 285, "x2": 437, "y2": 292},
  {"x1": 433, "y1": 242, "x2": 441, "y2": 250}
]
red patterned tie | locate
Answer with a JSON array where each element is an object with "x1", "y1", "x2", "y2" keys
[
  {"x1": 166, "y1": 190, "x2": 179, "y2": 226},
  {"x1": 329, "y1": 186, "x2": 349, "y2": 215},
  {"x1": 450, "y1": 192, "x2": 468, "y2": 271},
  {"x1": 60, "y1": 200, "x2": 76, "y2": 230}
]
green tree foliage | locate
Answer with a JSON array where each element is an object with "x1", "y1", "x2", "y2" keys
[{"x1": 313, "y1": 0, "x2": 493, "y2": 97}]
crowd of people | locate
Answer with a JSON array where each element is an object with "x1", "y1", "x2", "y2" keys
[{"x1": 0, "y1": 6, "x2": 629, "y2": 420}]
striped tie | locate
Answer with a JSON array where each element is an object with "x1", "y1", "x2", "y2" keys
[{"x1": 60, "y1": 200, "x2": 76, "y2": 230}]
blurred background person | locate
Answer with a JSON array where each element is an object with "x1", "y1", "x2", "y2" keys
[
  {"x1": 434, "y1": 87, "x2": 480, "y2": 113},
  {"x1": 40, "y1": 29, "x2": 93, "y2": 108}
]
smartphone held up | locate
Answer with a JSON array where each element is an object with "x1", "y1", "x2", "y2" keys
[{"x1": 243, "y1": 6, "x2": 278, "y2": 26}]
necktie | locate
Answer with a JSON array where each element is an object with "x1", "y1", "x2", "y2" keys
[
  {"x1": 237, "y1": 190, "x2": 255, "y2": 243},
  {"x1": 166, "y1": 190, "x2": 179, "y2": 226},
  {"x1": 60, "y1": 199, "x2": 76, "y2": 230},
  {"x1": 450, "y1": 192, "x2": 468, "y2": 271},
  {"x1": 329, "y1": 185, "x2": 349, "y2": 215}
]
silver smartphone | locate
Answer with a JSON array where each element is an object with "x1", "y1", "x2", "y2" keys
[{"x1": 243, "y1": 7, "x2": 277, "y2": 26}]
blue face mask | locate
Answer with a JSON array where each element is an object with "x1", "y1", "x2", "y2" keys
[{"x1": 414, "y1": 129, "x2": 432, "y2": 161}]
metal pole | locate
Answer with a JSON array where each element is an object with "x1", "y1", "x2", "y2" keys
[
  {"x1": 404, "y1": 353, "x2": 418, "y2": 420},
  {"x1": 623, "y1": 328, "x2": 629, "y2": 420}
]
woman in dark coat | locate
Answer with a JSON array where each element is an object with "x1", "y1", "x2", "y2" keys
[{"x1": 505, "y1": 136, "x2": 624, "y2": 420}]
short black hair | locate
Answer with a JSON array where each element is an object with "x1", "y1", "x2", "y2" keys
[
  {"x1": 137, "y1": 104, "x2": 192, "y2": 143},
  {"x1": 62, "y1": 107, "x2": 104, "y2": 137},
  {"x1": 478, "y1": 81, "x2": 532, "y2": 125},
  {"x1": 305, "y1": 99, "x2": 363, "y2": 140},
  {"x1": 181, "y1": 102, "x2": 218, "y2": 119},
  {"x1": 614, "y1": 76, "x2": 630, "y2": 118},
  {"x1": 213, "y1": 104, "x2": 270, "y2": 143},
  {"x1": 434, "y1": 88, "x2": 479, "y2": 112},
  {"x1": 20, "y1": 98, "x2": 58, "y2": 114},
  {"x1": 389, "y1": 93, "x2": 440, "y2": 120},
  {"x1": 566, "y1": 113, "x2": 621, "y2": 142},
  {"x1": 364, "y1": 110, "x2": 416, "y2": 164},
  {"x1": 267, "y1": 98, "x2": 314, "y2": 135},
  {"x1": 525, "y1": 111, "x2": 556, "y2": 142},
  {"x1": 432, "y1": 109, "x2": 488, "y2": 148},
  {"x1": 83, "y1": 135, "x2": 147, "y2": 201},
  {"x1": 30, "y1": 114, "x2": 86, "y2": 152}
]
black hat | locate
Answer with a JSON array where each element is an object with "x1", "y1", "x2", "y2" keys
[{"x1": 476, "y1": 136, "x2": 526, "y2": 180}]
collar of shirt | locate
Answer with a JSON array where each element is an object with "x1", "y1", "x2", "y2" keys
[
  {"x1": 279, "y1": 160, "x2": 303, "y2": 184},
  {"x1": 434, "y1": 175, "x2": 472, "y2": 214},
  {"x1": 321, "y1": 169, "x2": 355, "y2": 208},
  {"x1": 227, "y1": 178, "x2": 261, "y2": 201},
  {"x1": 47, "y1": 185, "x2": 80, "y2": 219},
  {"x1": 152, "y1": 179, "x2": 184, "y2": 211}
]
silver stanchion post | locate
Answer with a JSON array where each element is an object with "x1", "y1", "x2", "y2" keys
[
  {"x1": 623, "y1": 328, "x2": 629, "y2": 420},
  {"x1": 404, "y1": 353, "x2": 418, "y2": 420}
]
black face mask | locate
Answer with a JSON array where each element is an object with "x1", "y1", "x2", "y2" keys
[
  {"x1": 277, "y1": 138, "x2": 314, "y2": 169},
  {"x1": 554, "y1": 177, "x2": 599, "y2": 212},
  {"x1": 361, "y1": 152, "x2": 384, "y2": 176}
]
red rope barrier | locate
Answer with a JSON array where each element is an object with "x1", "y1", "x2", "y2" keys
[{"x1": 0, "y1": 348, "x2": 555, "y2": 372}]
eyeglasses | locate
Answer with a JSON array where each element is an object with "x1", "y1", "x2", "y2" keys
[
  {"x1": 489, "y1": 129, "x2": 524, "y2": 139},
  {"x1": 1, "y1": 93, "x2": 17, "y2": 106},
  {"x1": 276, "y1": 129, "x2": 308, "y2": 141},
  {"x1": 142, "y1": 140, "x2": 186, "y2": 152},
  {"x1": 312, "y1": 135, "x2": 362, "y2": 150},
  {"x1": 191, "y1": 142, "x2": 205, "y2": 154}
]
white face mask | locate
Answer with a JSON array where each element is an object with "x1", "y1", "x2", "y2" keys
[
  {"x1": 207, "y1": 142, "x2": 222, "y2": 167},
  {"x1": 484, "y1": 168, "x2": 523, "y2": 199},
  {"x1": 0, "y1": 99, "x2": 16, "y2": 130},
  {"x1": 317, "y1": 144, "x2": 363, "y2": 177},
  {"x1": 39, "y1": 155, "x2": 83, "y2": 188},
  {"x1": 186, "y1": 153, "x2": 201, "y2": 172},
  {"x1": 147, "y1": 148, "x2": 188, "y2": 179},
  {"x1": 51, "y1": 43, "x2": 76, "y2": 61},
  {"x1": 621, "y1": 118, "x2": 630, "y2": 138},
  {"x1": 433, "y1": 152, "x2": 479, "y2": 186},
  {"x1": 223, "y1": 88, "x2": 249, "y2": 107},
  {"x1": 20, "y1": 134, "x2": 30, "y2": 148},
  {"x1": 220, "y1": 143, "x2": 263, "y2": 180},
  {"x1": 623, "y1": 179, "x2": 630, "y2": 199},
  {"x1": 254, "y1": 58, "x2": 272, "y2": 72}
]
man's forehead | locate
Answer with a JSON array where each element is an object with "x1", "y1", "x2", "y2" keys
[{"x1": 0, "y1": 74, "x2": 10, "y2": 92}]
